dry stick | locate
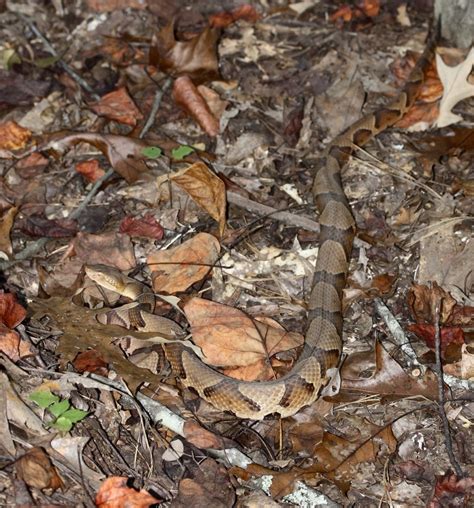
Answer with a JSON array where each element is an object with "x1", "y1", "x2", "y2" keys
[
  {"x1": 433, "y1": 293, "x2": 464, "y2": 478},
  {"x1": 139, "y1": 77, "x2": 173, "y2": 139},
  {"x1": 15, "y1": 12, "x2": 100, "y2": 101}
]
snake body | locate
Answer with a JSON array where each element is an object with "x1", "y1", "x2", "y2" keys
[{"x1": 86, "y1": 33, "x2": 435, "y2": 419}]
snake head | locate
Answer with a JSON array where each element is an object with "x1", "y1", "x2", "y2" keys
[{"x1": 84, "y1": 264, "x2": 124, "y2": 292}]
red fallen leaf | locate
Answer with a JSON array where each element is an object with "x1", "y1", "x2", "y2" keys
[
  {"x1": 0, "y1": 293, "x2": 27, "y2": 328},
  {"x1": 20, "y1": 215, "x2": 78, "y2": 238},
  {"x1": 408, "y1": 324, "x2": 465, "y2": 351},
  {"x1": 173, "y1": 76, "x2": 220, "y2": 136},
  {"x1": 209, "y1": 4, "x2": 260, "y2": 28},
  {"x1": 95, "y1": 476, "x2": 160, "y2": 507},
  {"x1": 90, "y1": 87, "x2": 143, "y2": 127},
  {"x1": 330, "y1": 5, "x2": 353, "y2": 23},
  {"x1": 150, "y1": 22, "x2": 220, "y2": 83},
  {"x1": 76, "y1": 159, "x2": 106, "y2": 182},
  {"x1": 119, "y1": 214, "x2": 164, "y2": 240},
  {"x1": 73, "y1": 349, "x2": 108, "y2": 375},
  {"x1": 0, "y1": 121, "x2": 31, "y2": 150},
  {"x1": 15, "y1": 447, "x2": 64, "y2": 491},
  {"x1": 428, "y1": 471, "x2": 474, "y2": 508}
]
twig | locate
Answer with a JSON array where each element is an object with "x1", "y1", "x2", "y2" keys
[
  {"x1": 227, "y1": 190, "x2": 320, "y2": 233},
  {"x1": 139, "y1": 77, "x2": 172, "y2": 139},
  {"x1": 432, "y1": 290, "x2": 464, "y2": 477},
  {"x1": 15, "y1": 12, "x2": 100, "y2": 101},
  {"x1": 374, "y1": 298, "x2": 425, "y2": 372}
]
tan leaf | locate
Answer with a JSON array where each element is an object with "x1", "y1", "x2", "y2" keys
[
  {"x1": 183, "y1": 297, "x2": 303, "y2": 380},
  {"x1": 15, "y1": 447, "x2": 63, "y2": 491},
  {"x1": 173, "y1": 76, "x2": 220, "y2": 136},
  {"x1": 73, "y1": 231, "x2": 136, "y2": 271},
  {"x1": 0, "y1": 206, "x2": 17, "y2": 257},
  {"x1": 460, "y1": 344, "x2": 474, "y2": 380},
  {"x1": 148, "y1": 232, "x2": 220, "y2": 293},
  {"x1": 75, "y1": 159, "x2": 105, "y2": 182},
  {"x1": 95, "y1": 476, "x2": 159, "y2": 507},
  {"x1": 150, "y1": 22, "x2": 220, "y2": 83},
  {"x1": 0, "y1": 121, "x2": 31, "y2": 150},
  {"x1": 171, "y1": 162, "x2": 226, "y2": 235},
  {"x1": 436, "y1": 47, "x2": 474, "y2": 127},
  {"x1": 0, "y1": 325, "x2": 33, "y2": 362}
]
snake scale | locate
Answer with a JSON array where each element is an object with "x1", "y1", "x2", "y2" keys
[{"x1": 86, "y1": 29, "x2": 436, "y2": 419}]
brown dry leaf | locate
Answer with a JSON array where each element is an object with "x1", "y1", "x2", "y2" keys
[
  {"x1": 429, "y1": 471, "x2": 474, "y2": 507},
  {"x1": 171, "y1": 162, "x2": 226, "y2": 235},
  {"x1": 0, "y1": 324, "x2": 33, "y2": 361},
  {"x1": 183, "y1": 297, "x2": 303, "y2": 380},
  {"x1": 0, "y1": 206, "x2": 18, "y2": 257},
  {"x1": 73, "y1": 349, "x2": 109, "y2": 375},
  {"x1": 407, "y1": 282, "x2": 457, "y2": 324},
  {"x1": 150, "y1": 22, "x2": 220, "y2": 83},
  {"x1": 0, "y1": 121, "x2": 31, "y2": 150},
  {"x1": 287, "y1": 421, "x2": 324, "y2": 456},
  {"x1": 183, "y1": 420, "x2": 235, "y2": 450},
  {"x1": 73, "y1": 231, "x2": 136, "y2": 271},
  {"x1": 75, "y1": 159, "x2": 105, "y2": 182},
  {"x1": 29, "y1": 297, "x2": 163, "y2": 392},
  {"x1": 395, "y1": 102, "x2": 440, "y2": 129},
  {"x1": 172, "y1": 458, "x2": 235, "y2": 508},
  {"x1": 119, "y1": 214, "x2": 164, "y2": 240},
  {"x1": 173, "y1": 76, "x2": 220, "y2": 136},
  {"x1": 148, "y1": 232, "x2": 220, "y2": 293},
  {"x1": 340, "y1": 341, "x2": 438, "y2": 399},
  {"x1": 39, "y1": 131, "x2": 150, "y2": 183},
  {"x1": 86, "y1": 0, "x2": 147, "y2": 12},
  {"x1": 90, "y1": 87, "x2": 143, "y2": 127},
  {"x1": 95, "y1": 476, "x2": 159, "y2": 508},
  {"x1": 15, "y1": 447, "x2": 63, "y2": 491},
  {"x1": 0, "y1": 293, "x2": 27, "y2": 329},
  {"x1": 407, "y1": 323, "x2": 465, "y2": 359},
  {"x1": 197, "y1": 84, "x2": 228, "y2": 122},
  {"x1": 20, "y1": 215, "x2": 77, "y2": 238},
  {"x1": 436, "y1": 47, "x2": 474, "y2": 127},
  {"x1": 460, "y1": 345, "x2": 474, "y2": 380}
]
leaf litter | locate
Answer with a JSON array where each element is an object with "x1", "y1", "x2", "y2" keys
[{"x1": 0, "y1": 1, "x2": 473, "y2": 506}]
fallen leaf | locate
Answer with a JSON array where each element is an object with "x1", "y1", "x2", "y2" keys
[
  {"x1": 95, "y1": 476, "x2": 159, "y2": 508},
  {"x1": 460, "y1": 345, "x2": 474, "y2": 380},
  {"x1": 148, "y1": 232, "x2": 220, "y2": 293},
  {"x1": 90, "y1": 87, "x2": 143, "y2": 127},
  {"x1": 436, "y1": 47, "x2": 474, "y2": 127},
  {"x1": 428, "y1": 471, "x2": 474, "y2": 508},
  {"x1": 0, "y1": 324, "x2": 33, "y2": 362},
  {"x1": 72, "y1": 349, "x2": 109, "y2": 375},
  {"x1": 407, "y1": 282, "x2": 457, "y2": 325},
  {"x1": 209, "y1": 4, "x2": 260, "y2": 28},
  {"x1": 172, "y1": 458, "x2": 235, "y2": 508},
  {"x1": 20, "y1": 215, "x2": 77, "y2": 238},
  {"x1": 173, "y1": 76, "x2": 220, "y2": 136},
  {"x1": 75, "y1": 159, "x2": 105, "y2": 182},
  {"x1": 119, "y1": 214, "x2": 164, "y2": 240},
  {"x1": 150, "y1": 22, "x2": 220, "y2": 83},
  {"x1": 171, "y1": 162, "x2": 226, "y2": 235},
  {"x1": 0, "y1": 293, "x2": 27, "y2": 329},
  {"x1": 0, "y1": 206, "x2": 17, "y2": 257},
  {"x1": 73, "y1": 231, "x2": 136, "y2": 271},
  {"x1": 407, "y1": 323, "x2": 465, "y2": 358},
  {"x1": 183, "y1": 297, "x2": 303, "y2": 380},
  {"x1": 340, "y1": 341, "x2": 438, "y2": 399},
  {"x1": 39, "y1": 131, "x2": 151, "y2": 183},
  {"x1": 30, "y1": 297, "x2": 163, "y2": 392},
  {"x1": 0, "y1": 121, "x2": 31, "y2": 150},
  {"x1": 15, "y1": 447, "x2": 63, "y2": 491},
  {"x1": 183, "y1": 420, "x2": 234, "y2": 450}
]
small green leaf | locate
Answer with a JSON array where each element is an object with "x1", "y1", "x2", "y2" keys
[
  {"x1": 29, "y1": 389, "x2": 59, "y2": 409},
  {"x1": 49, "y1": 399, "x2": 70, "y2": 418},
  {"x1": 61, "y1": 408, "x2": 88, "y2": 423},
  {"x1": 34, "y1": 55, "x2": 61, "y2": 68},
  {"x1": 171, "y1": 145, "x2": 194, "y2": 160},
  {"x1": 0, "y1": 49, "x2": 21, "y2": 70},
  {"x1": 141, "y1": 146, "x2": 162, "y2": 159},
  {"x1": 52, "y1": 416, "x2": 73, "y2": 432}
]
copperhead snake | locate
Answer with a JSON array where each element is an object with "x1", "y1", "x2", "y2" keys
[{"x1": 85, "y1": 31, "x2": 436, "y2": 420}]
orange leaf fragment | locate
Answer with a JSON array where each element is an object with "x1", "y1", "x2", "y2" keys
[
  {"x1": 90, "y1": 87, "x2": 143, "y2": 126},
  {"x1": 75, "y1": 159, "x2": 105, "y2": 182},
  {"x1": 119, "y1": 214, "x2": 164, "y2": 240},
  {"x1": 147, "y1": 232, "x2": 220, "y2": 294},
  {"x1": 209, "y1": 4, "x2": 260, "y2": 28},
  {"x1": 173, "y1": 76, "x2": 220, "y2": 136},
  {"x1": 171, "y1": 162, "x2": 226, "y2": 235},
  {"x1": 0, "y1": 292, "x2": 26, "y2": 329},
  {"x1": 95, "y1": 476, "x2": 160, "y2": 508},
  {"x1": 0, "y1": 121, "x2": 31, "y2": 150}
]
